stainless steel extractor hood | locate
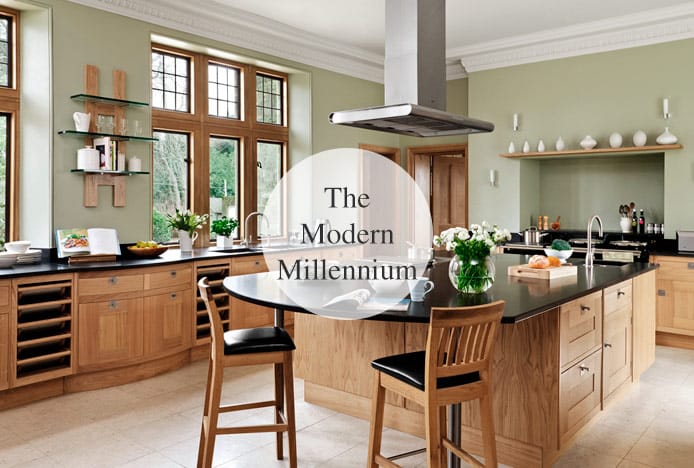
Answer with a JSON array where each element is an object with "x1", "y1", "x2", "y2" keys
[{"x1": 329, "y1": 0, "x2": 494, "y2": 137}]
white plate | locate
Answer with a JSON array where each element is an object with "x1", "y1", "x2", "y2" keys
[{"x1": 0, "y1": 257, "x2": 15, "y2": 267}]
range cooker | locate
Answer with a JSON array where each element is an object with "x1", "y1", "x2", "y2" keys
[{"x1": 501, "y1": 230, "x2": 662, "y2": 263}]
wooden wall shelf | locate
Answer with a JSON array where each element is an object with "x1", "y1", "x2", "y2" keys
[{"x1": 499, "y1": 144, "x2": 682, "y2": 159}]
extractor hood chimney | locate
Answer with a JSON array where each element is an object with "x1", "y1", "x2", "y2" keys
[{"x1": 329, "y1": 0, "x2": 494, "y2": 137}]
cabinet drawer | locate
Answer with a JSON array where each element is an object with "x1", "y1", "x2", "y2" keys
[
  {"x1": 653, "y1": 256, "x2": 694, "y2": 281},
  {"x1": 604, "y1": 280, "x2": 632, "y2": 315},
  {"x1": 78, "y1": 271, "x2": 144, "y2": 297},
  {"x1": 559, "y1": 349, "x2": 602, "y2": 441},
  {"x1": 560, "y1": 291, "x2": 602, "y2": 369},
  {"x1": 145, "y1": 266, "x2": 192, "y2": 291},
  {"x1": 231, "y1": 256, "x2": 268, "y2": 275}
]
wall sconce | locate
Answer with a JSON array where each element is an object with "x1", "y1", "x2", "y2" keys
[
  {"x1": 513, "y1": 113, "x2": 519, "y2": 131},
  {"x1": 663, "y1": 98, "x2": 670, "y2": 120},
  {"x1": 489, "y1": 169, "x2": 497, "y2": 187}
]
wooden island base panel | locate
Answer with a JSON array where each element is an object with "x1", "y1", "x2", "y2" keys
[{"x1": 294, "y1": 269, "x2": 657, "y2": 468}]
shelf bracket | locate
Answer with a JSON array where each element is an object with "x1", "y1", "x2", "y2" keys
[{"x1": 83, "y1": 173, "x2": 126, "y2": 207}]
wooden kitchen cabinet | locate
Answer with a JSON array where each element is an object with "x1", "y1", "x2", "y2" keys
[
  {"x1": 0, "y1": 313, "x2": 8, "y2": 391},
  {"x1": 230, "y1": 255, "x2": 281, "y2": 329},
  {"x1": 602, "y1": 280, "x2": 632, "y2": 401},
  {"x1": 652, "y1": 256, "x2": 694, "y2": 336},
  {"x1": 144, "y1": 289, "x2": 192, "y2": 357},
  {"x1": 78, "y1": 298, "x2": 144, "y2": 369},
  {"x1": 559, "y1": 349, "x2": 602, "y2": 443},
  {"x1": 559, "y1": 291, "x2": 602, "y2": 370}
]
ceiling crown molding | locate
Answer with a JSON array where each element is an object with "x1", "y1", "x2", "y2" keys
[
  {"x1": 451, "y1": 3, "x2": 694, "y2": 72},
  {"x1": 66, "y1": 0, "x2": 385, "y2": 83},
  {"x1": 67, "y1": 1, "x2": 694, "y2": 82}
]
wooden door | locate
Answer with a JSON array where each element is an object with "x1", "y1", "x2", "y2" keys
[
  {"x1": 0, "y1": 314, "x2": 7, "y2": 390},
  {"x1": 603, "y1": 282, "x2": 632, "y2": 399},
  {"x1": 78, "y1": 298, "x2": 143, "y2": 369},
  {"x1": 656, "y1": 279, "x2": 694, "y2": 334},
  {"x1": 144, "y1": 289, "x2": 193, "y2": 357},
  {"x1": 432, "y1": 155, "x2": 467, "y2": 233}
]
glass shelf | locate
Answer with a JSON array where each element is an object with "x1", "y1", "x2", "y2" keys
[
  {"x1": 70, "y1": 93, "x2": 149, "y2": 108},
  {"x1": 70, "y1": 169, "x2": 150, "y2": 175},
  {"x1": 58, "y1": 130, "x2": 158, "y2": 142}
]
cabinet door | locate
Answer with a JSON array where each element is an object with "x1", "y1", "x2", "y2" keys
[
  {"x1": 144, "y1": 289, "x2": 192, "y2": 356},
  {"x1": 656, "y1": 279, "x2": 694, "y2": 335},
  {"x1": 230, "y1": 256, "x2": 275, "y2": 329},
  {"x1": 0, "y1": 314, "x2": 8, "y2": 391},
  {"x1": 603, "y1": 306, "x2": 632, "y2": 400},
  {"x1": 78, "y1": 298, "x2": 143, "y2": 370},
  {"x1": 559, "y1": 350, "x2": 602, "y2": 443}
]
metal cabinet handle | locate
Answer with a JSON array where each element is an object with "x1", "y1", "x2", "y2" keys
[
  {"x1": 109, "y1": 276, "x2": 118, "y2": 285},
  {"x1": 170, "y1": 293, "x2": 177, "y2": 299},
  {"x1": 254, "y1": 261, "x2": 260, "y2": 266},
  {"x1": 688, "y1": 262, "x2": 694, "y2": 269},
  {"x1": 109, "y1": 300, "x2": 118, "y2": 309},
  {"x1": 170, "y1": 271, "x2": 177, "y2": 277},
  {"x1": 657, "y1": 289, "x2": 666, "y2": 297},
  {"x1": 617, "y1": 290, "x2": 625, "y2": 297},
  {"x1": 580, "y1": 305, "x2": 590, "y2": 314},
  {"x1": 579, "y1": 365, "x2": 590, "y2": 376},
  {"x1": 604, "y1": 343, "x2": 612, "y2": 349}
]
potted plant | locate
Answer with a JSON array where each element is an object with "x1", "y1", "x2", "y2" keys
[
  {"x1": 165, "y1": 209, "x2": 209, "y2": 252},
  {"x1": 211, "y1": 216, "x2": 239, "y2": 248}
]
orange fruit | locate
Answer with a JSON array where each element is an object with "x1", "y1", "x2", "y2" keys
[{"x1": 547, "y1": 256, "x2": 561, "y2": 267}]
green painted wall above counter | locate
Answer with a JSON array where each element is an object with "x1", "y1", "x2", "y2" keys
[{"x1": 467, "y1": 39, "x2": 693, "y2": 237}]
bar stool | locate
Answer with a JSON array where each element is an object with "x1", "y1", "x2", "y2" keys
[
  {"x1": 367, "y1": 301, "x2": 505, "y2": 468},
  {"x1": 197, "y1": 278, "x2": 297, "y2": 468}
]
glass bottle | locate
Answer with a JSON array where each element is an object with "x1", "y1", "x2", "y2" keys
[
  {"x1": 638, "y1": 209, "x2": 645, "y2": 235},
  {"x1": 631, "y1": 208, "x2": 638, "y2": 234}
]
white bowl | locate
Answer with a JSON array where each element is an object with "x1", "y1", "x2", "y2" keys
[
  {"x1": 544, "y1": 248, "x2": 573, "y2": 263},
  {"x1": 5, "y1": 240, "x2": 31, "y2": 254}
]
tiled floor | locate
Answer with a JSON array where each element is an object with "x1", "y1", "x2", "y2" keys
[{"x1": 1, "y1": 345, "x2": 692, "y2": 467}]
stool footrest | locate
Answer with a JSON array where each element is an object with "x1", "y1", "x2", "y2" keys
[
  {"x1": 218, "y1": 422, "x2": 289, "y2": 435},
  {"x1": 374, "y1": 454, "x2": 399, "y2": 468},
  {"x1": 388, "y1": 447, "x2": 426, "y2": 461},
  {"x1": 442, "y1": 437, "x2": 484, "y2": 467},
  {"x1": 220, "y1": 400, "x2": 276, "y2": 413}
]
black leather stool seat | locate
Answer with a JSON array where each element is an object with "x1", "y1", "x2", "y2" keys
[
  {"x1": 223, "y1": 327, "x2": 296, "y2": 355},
  {"x1": 371, "y1": 351, "x2": 480, "y2": 391}
]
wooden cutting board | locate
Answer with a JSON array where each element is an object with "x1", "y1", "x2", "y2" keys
[{"x1": 507, "y1": 263, "x2": 577, "y2": 279}]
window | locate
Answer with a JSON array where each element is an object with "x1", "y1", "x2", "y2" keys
[
  {"x1": 256, "y1": 73, "x2": 283, "y2": 125},
  {"x1": 152, "y1": 131, "x2": 190, "y2": 243},
  {"x1": 151, "y1": 50, "x2": 190, "y2": 112},
  {"x1": 0, "y1": 7, "x2": 17, "y2": 243},
  {"x1": 208, "y1": 62, "x2": 240, "y2": 119},
  {"x1": 151, "y1": 45, "x2": 288, "y2": 245},
  {"x1": 209, "y1": 136, "x2": 239, "y2": 238}
]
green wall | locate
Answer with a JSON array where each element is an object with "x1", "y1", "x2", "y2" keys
[
  {"x1": 468, "y1": 40, "x2": 694, "y2": 237},
  {"x1": 22, "y1": 0, "x2": 397, "y2": 246}
]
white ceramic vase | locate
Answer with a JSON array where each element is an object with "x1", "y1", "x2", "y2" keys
[
  {"x1": 633, "y1": 130, "x2": 647, "y2": 147},
  {"x1": 522, "y1": 140, "x2": 530, "y2": 153},
  {"x1": 555, "y1": 137, "x2": 566, "y2": 151},
  {"x1": 178, "y1": 230, "x2": 198, "y2": 252},
  {"x1": 508, "y1": 141, "x2": 516, "y2": 153},
  {"x1": 656, "y1": 127, "x2": 678, "y2": 145},
  {"x1": 609, "y1": 132, "x2": 623, "y2": 148},
  {"x1": 537, "y1": 139, "x2": 546, "y2": 152},
  {"x1": 580, "y1": 135, "x2": 597, "y2": 150},
  {"x1": 216, "y1": 235, "x2": 234, "y2": 249}
]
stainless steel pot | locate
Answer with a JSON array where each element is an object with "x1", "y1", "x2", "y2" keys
[{"x1": 519, "y1": 227, "x2": 548, "y2": 245}]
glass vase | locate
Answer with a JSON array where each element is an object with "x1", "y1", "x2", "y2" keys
[{"x1": 448, "y1": 255, "x2": 496, "y2": 294}]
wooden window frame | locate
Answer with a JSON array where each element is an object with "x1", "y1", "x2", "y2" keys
[{"x1": 151, "y1": 43, "x2": 289, "y2": 246}]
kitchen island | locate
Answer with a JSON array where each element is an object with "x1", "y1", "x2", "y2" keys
[{"x1": 225, "y1": 254, "x2": 656, "y2": 467}]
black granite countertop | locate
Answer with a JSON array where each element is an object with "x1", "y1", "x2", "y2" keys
[{"x1": 223, "y1": 253, "x2": 657, "y2": 324}]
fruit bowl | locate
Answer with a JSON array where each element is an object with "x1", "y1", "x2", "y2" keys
[
  {"x1": 127, "y1": 245, "x2": 168, "y2": 258},
  {"x1": 544, "y1": 248, "x2": 573, "y2": 263}
]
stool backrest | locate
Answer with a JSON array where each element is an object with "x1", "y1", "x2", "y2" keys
[
  {"x1": 426, "y1": 301, "x2": 505, "y2": 383},
  {"x1": 198, "y1": 277, "x2": 224, "y2": 359}
]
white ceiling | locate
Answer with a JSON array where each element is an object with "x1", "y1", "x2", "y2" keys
[
  {"x1": 70, "y1": 0, "x2": 694, "y2": 81},
  {"x1": 210, "y1": 0, "x2": 693, "y2": 55}
]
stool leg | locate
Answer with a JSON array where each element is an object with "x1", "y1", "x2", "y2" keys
[
  {"x1": 274, "y1": 362, "x2": 284, "y2": 460},
  {"x1": 201, "y1": 363, "x2": 223, "y2": 468},
  {"x1": 367, "y1": 371, "x2": 386, "y2": 468},
  {"x1": 478, "y1": 392, "x2": 497, "y2": 467},
  {"x1": 283, "y1": 352, "x2": 298, "y2": 468},
  {"x1": 425, "y1": 397, "x2": 442, "y2": 468},
  {"x1": 197, "y1": 358, "x2": 214, "y2": 468},
  {"x1": 439, "y1": 406, "x2": 447, "y2": 467}
]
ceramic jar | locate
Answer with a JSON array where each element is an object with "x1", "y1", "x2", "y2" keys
[
  {"x1": 77, "y1": 146, "x2": 100, "y2": 170},
  {"x1": 580, "y1": 135, "x2": 597, "y2": 150},
  {"x1": 537, "y1": 139, "x2": 546, "y2": 152},
  {"x1": 555, "y1": 136, "x2": 566, "y2": 151},
  {"x1": 656, "y1": 127, "x2": 678, "y2": 144},
  {"x1": 609, "y1": 132, "x2": 623, "y2": 148},
  {"x1": 633, "y1": 130, "x2": 647, "y2": 147}
]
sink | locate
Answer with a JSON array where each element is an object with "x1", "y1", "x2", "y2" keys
[{"x1": 212, "y1": 246, "x2": 254, "y2": 253}]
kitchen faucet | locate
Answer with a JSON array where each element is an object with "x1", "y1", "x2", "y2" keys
[
  {"x1": 585, "y1": 215, "x2": 603, "y2": 269},
  {"x1": 242, "y1": 211, "x2": 270, "y2": 247}
]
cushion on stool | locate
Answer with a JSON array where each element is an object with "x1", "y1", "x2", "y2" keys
[
  {"x1": 223, "y1": 327, "x2": 296, "y2": 355},
  {"x1": 371, "y1": 351, "x2": 480, "y2": 391}
]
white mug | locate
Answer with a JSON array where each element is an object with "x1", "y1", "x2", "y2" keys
[
  {"x1": 407, "y1": 277, "x2": 434, "y2": 302},
  {"x1": 73, "y1": 112, "x2": 91, "y2": 132}
]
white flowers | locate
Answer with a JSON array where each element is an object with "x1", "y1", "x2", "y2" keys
[{"x1": 432, "y1": 222, "x2": 511, "y2": 252}]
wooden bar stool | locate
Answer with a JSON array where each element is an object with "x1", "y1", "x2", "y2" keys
[
  {"x1": 197, "y1": 278, "x2": 297, "y2": 468},
  {"x1": 367, "y1": 301, "x2": 505, "y2": 468}
]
